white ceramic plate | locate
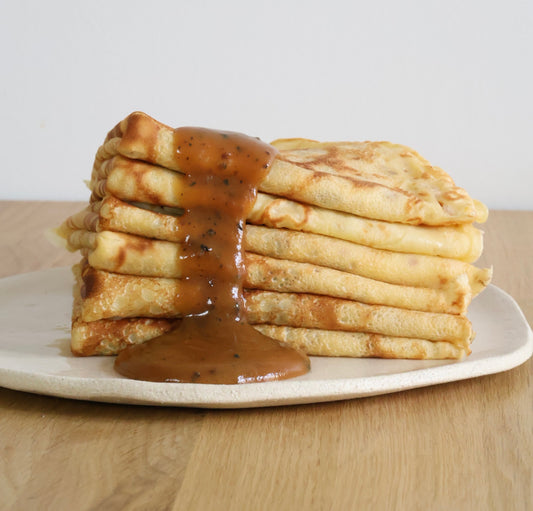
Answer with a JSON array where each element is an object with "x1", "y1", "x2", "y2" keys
[{"x1": 0, "y1": 268, "x2": 531, "y2": 408}]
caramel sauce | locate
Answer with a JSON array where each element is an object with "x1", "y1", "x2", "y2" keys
[{"x1": 114, "y1": 128, "x2": 310, "y2": 383}]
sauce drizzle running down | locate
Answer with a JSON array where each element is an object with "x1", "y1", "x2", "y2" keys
[{"x1": 114, "y1": 127, "x2": 310, "y2": 383}]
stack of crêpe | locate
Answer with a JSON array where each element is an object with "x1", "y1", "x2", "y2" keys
[{"x1": 57, "y1": 111, "x2": 491, "y2": 360}]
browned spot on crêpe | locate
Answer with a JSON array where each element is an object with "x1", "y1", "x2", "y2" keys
[
  {"x1": 114, "y1": 234, "x2": 153, "y2": 271},
  {"x1": 72, "y1": 317, "x2": 178, "y2": 357},
  {"x1": 306, "y1": 296, "x2": 345, "y2": 331},
  {"x1": 119, "y1": 112, "x2": 160, "y2": 162},
  {"x1": 80, "y1": 263, "x2": 99, "y2": 299},
  {"x1": 451, "y1": 290, "x2": 468, "y2": 312},
  {"x1": 129, "y1": 162, "x2": 163, "y2": 205},
  {"x1": 279, "y1": 145, "x2": 399, "y2": 191}
]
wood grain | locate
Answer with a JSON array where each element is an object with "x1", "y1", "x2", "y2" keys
[
  {"x1": 0, "y1": 202, "x2": 531, "y2": 511},
  {"x1": 0, "y1": 201, "x2": 83, "y2": 278}
]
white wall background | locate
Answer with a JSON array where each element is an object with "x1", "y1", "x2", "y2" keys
[{"x1": 1, "y1": 0, "x2": 532, "y2": 209}]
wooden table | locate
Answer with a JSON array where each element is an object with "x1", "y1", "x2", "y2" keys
[{"x1": 0, "y1": 201, "x2": 531, "y2": 511}]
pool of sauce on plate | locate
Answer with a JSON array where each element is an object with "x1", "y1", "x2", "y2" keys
[{"x1": 114, "y1": 127, "x2": 310, "y2": 383}]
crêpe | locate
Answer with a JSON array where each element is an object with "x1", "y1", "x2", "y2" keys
[
  {"x1": 88, "y1": 155, "x2": 485, "y2": 261},
  {"x1": 69, "y1": 263, "x2": 471, "y2": 358},
  {"x1": 253, "y1": 325, "x2": 468, "y2": 359},
  {"x1": 62, "y1": 230, "x2": 472, "y2": 319},
  {"x1": 57, "y1": 200, "x2": 490, "y2": 292},
  {"x1": 92, "y1": 111, "x2": 487, "y2": 226}
]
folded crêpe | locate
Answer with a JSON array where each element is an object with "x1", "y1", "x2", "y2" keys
[
  {"x1": 92, "y1": 112, "x2": 487, "y2": 226},
  {"x1": 57, "y1": 111, "x2": 491, "y2": 360},
  {"x1": 61, "y1": 210, "x2": 490, "y2": 294},
  {"x1": 90, "y1": 158, "x2": 484, "y2": 261}
]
